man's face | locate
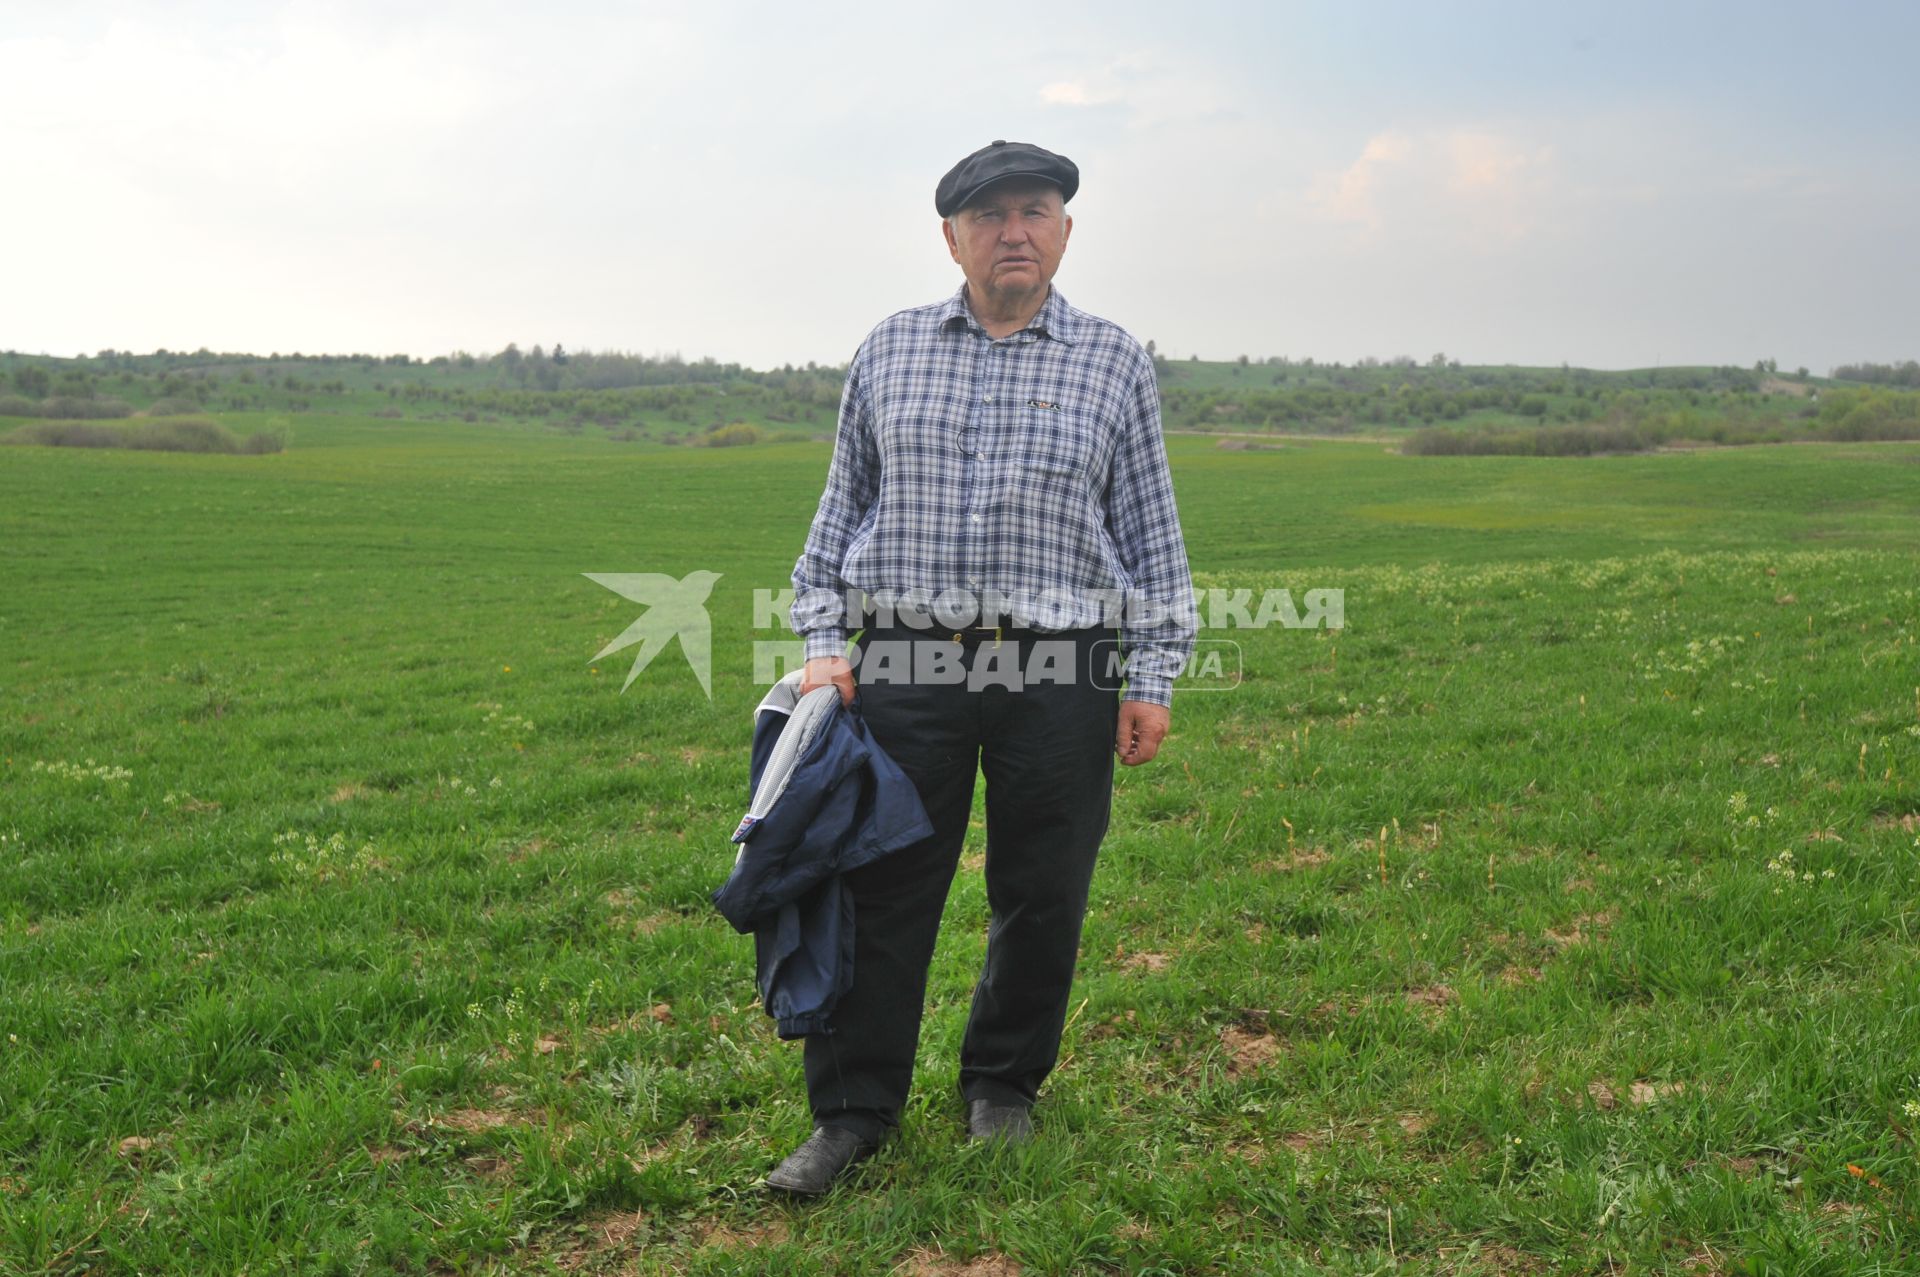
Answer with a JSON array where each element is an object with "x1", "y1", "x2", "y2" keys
[{"x1": 943, "y1": 179, "x2": 1072, "y2": 312}]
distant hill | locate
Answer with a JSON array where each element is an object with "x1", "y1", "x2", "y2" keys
[{"x1": 2, "y1": 347, "x2": 1915, "y2": 455}]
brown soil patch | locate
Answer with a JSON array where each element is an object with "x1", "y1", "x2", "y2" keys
[
  {"x1": 423, "y1": 1107, "x2": 517, "y2": 1134},
  {"x1": 1629, "y1": 1079, "x2": 1686, "y2": 1106},
  {"x1": 464, "y1": 1153, "x2": 513, "y2": 1178},
  {"x1": 1562, "y1": 876, "x2": 1595, "y2": 894},
  {"x1": 1804, "y1": 828, "x2": 1843, "y2": 843},
  {"x1": 1405, "y1": 984, "x2": 1458, "y2": 1019},
  {"x1": 367, "y1": 1146, "x2": 412, "y2": 1166},
  {"x1": 1081, "y1": 1008, "x2": 1139, "y2": 1043},
  {"x1": 116, "y1": 1135, "x2": 158, "y2": 1159},
  {"x1": 1544, "y1": 912, "x2": 1612, "y2": 947},
  {"x1": 1396, "y1": 1113, "x2": 1431, "y2": 1137},
  {"x1": 330, "y1": 783, "x2": 368, "y2": 803},
  {"x1": 1261, "y1": 847, "x2": 1331, "y2": 872},
  {"x1": 1119, "y1": 950, "x2": 1173, "y2": 973},
  {"x1": 1219, "y1": 1025, "x2": 1284, "y2": 1074},
  {"x1": 1586, "y1": 1081, "x2": 1617, "y2": 1110},
  {"x1": 1872, "y1": 812, "x2": 1919, "y2": 832},
  {"x1": 895, "y1": 1249, "x2": 1023, "y2": 1276},
  {"x1": 1227, "y1": 1131, "x2": 1319, "y2": 1164},
  {"x1": 551, "y1": 1208, "x2": 648, "y2": 1271},
  {"x1": 1497, "y1": 964, "x2": 1545, "y2": 986},
  {"x1": 692, "y1": 1219, "x2": 790, "y2": 1248},
  {"x1": 960, "y1": 851, "x2": 986, "y2": 873},
  {"x1": 1437, "y1": 1242, "x2": 1549, "y2": 1274}
]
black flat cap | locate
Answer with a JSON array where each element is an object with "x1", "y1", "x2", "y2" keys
[{"x1": 935, "y1": 140, "x2": 1079, "y2": 218}]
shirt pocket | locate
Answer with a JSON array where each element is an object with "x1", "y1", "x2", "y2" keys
[{"x1": 1013, "y1": 398, "x2": 1095, "y2": 482}]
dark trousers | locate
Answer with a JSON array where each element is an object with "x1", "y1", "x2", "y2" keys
[{"x1": 803, "y1": 624, "x2": 1120, "y2": 1140}]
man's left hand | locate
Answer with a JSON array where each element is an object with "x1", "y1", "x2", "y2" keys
[{"x1": 1115, "y1": 700, "x2": 1170, "y2": 766}]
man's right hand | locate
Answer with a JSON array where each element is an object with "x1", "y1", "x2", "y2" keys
[{"x1": 800, "y1": 656, "x2": 856, "y2": 706}]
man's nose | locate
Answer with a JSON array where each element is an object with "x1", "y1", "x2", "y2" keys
[{"x1": 999, "y1": 217, "x2": 1030, "y2": 244}]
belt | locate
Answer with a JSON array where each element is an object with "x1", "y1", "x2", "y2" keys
[{"x1": 862, "y1": 623, "x2": 1103, "y2": 647}]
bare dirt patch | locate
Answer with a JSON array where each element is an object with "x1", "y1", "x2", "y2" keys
[
  {"x1": 1219, "y1": 1024, "x2": 1284, "y2": 1074},
  {"x1": 418, "y1": 1107, "x2": 518, "y2": 1134},
  {"x1": 692, "y1": 1219, "x2": 790, "y2": 1249},
  {"x1": 1543, "y1": 912, "x2": 1612, "y2": 947},
  {"x1": 895, "y1": 1249, "x2": 1024, "y2": 1276},
  {"x1": 330, "y1": 783, "x2": 368, "y2": 803},
  {"x1": 1629, "y1": 1079, "x2": 1686, "y2": 1106},
  {"x1": 549, "y1": 1208, "x2": 649, "y2": 1271},
  {"x1": 1405, "y1": 984, "x2": 1458, "y2": 1021},
  {"x1": 1872, "y1": 812, "x2": 1919, "y2": 832},
  {"x1": 1435, "y1": 1242, "x2": 1550, "y2": 1274},
  {"x1": 1260, "y1": 847, "x2": 1332, "y2": 872},
  {"x1": 1118, "y1": 950, "x2": 1173, "y2": 974}
]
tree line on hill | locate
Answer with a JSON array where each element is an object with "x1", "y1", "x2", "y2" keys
[{"x1": 2, "y1": 346, "x2": 1918, "y2": 457}]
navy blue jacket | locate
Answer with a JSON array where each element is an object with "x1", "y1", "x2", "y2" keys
[{"x1": 711, "y1": 673, "x2": 932, "y2": 1038}]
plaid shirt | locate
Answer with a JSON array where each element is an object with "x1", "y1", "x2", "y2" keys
[{"x1": 790, "y1": 284, "x2": 1195, "y2": 706}]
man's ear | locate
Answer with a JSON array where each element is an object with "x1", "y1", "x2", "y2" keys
[
  {"x1": 942, "y1": 216, "x2": 961, "y2": 263},
  {"x1": 1062, "y1": 212, "x2": 1073, "y2": 247}
]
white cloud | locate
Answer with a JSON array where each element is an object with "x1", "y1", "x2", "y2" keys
[
  {"x1": 1040, "y1": 79, "x2": 1117, "y2": 107},
  {"x1": 1308, "y1": 126, "x2": 1555, "y2": 238}
]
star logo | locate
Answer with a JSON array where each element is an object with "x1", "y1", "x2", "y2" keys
[{"x1": 585, "y1": 570, "x2": 723, "y2": 696}]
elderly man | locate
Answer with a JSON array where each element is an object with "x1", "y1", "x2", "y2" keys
[{"x1": 769, "y1": 140, "x2": 1195, "y2": 1195}]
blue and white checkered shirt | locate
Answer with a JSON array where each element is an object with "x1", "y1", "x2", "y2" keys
[{"x1": 790, "y1": 284, "x2": 1196, "y2": 706}]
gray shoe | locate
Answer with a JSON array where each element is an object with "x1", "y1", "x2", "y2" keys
[
  {"x1": 966, "y1": 1099, "x2": 1033, "y2": 1144},
  {"x1": 764, "y1": 1125, "x2": 877, "y2": 1196}
]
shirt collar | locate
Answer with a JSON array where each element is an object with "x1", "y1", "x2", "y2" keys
[{"x1": 939, "y1": 283, "x2": 1079, "y2": 346}]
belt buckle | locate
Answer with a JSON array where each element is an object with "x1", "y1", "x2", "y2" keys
[{"x1": 948, "y1": 625, "x2": 1003, "y2": 646}]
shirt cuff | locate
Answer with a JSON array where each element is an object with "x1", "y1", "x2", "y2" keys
[
  {"x1": 1122, "y1": 677, "x2": 1174, "y2": 708},
  {"x1": 802, "y1": 628, "x2": 850, "y2": 662}
]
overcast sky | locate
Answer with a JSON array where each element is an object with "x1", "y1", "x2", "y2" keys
[{"x1": 5, "y1": 1, "x2": 1917, "y2": 372}]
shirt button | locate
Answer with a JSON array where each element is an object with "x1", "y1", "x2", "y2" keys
[
  {"x1": 969, "y1": 513, "x2": 982, "y2": 524},
  {"x1": 975, "y1": 451, "x2": 985, "y2": 460},
  {"x1": 983, "y1": 395, "x2": 994, "y2": 403}
]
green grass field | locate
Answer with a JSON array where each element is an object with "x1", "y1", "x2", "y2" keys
[{"x1": 3, "y1": 421, "x2": 1919, "y2": 1274}]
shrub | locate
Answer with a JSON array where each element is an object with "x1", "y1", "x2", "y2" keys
[
  {"x1": 701, "y1": 423, "x2": 762, "y2": 447},
  {"x1": 40, "y1": 396, "x2": 134, "y2": 419},
  {"x1": 0, "y1": 415, "x2": 282, "y2": 454},
  {"x1": 0, "y1": 394, "x2": 41, "y2": 417}
]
